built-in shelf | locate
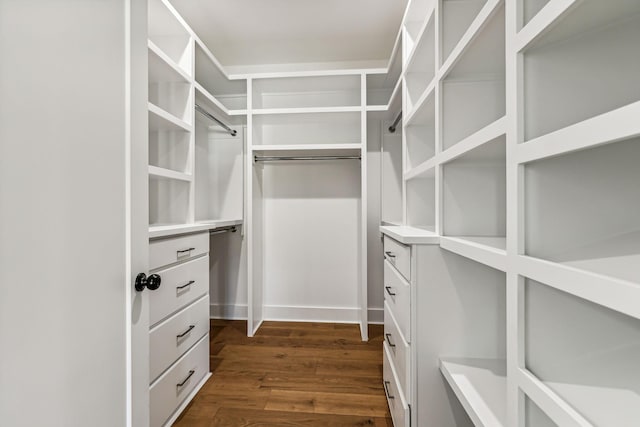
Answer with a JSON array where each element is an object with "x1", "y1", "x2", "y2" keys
[
  {"x1": 440, "y1": 358, "x2": 507, "y2": 427},
  {"x1": 380, "y1": 225, "x2": 439, "y2": 245},
  {"x1": 440, "y1": 236, "x2": 507, "y2": 272},
  {"x1": 149, "y1": 219, "x2": 243, "y2": 239},
  {"x1": 148, "y1": 0, "x2": 192, "y2": 77},
  {"x1": 405, "y1": 86, "x2": 436, "y2": 171},
  {"x1": 405, "y1": 13, "x2": 436, "y2": 114},
  {"x1": 148, "y1": 40, "x2": 191, "y2": 84},
  {"x1": 441, "y1": 0, "x2": 488, "y2": 65},
  {"x1": 194, "y1": 40, "x2": 247, "y2": 111},
  {"x1": 148, "y1": 165, "x2": 192, "y2": 182},
  {"x1": 406, "y1": 175, "x2": 436, "y2": 231},
  {"x1": 367, "y1": 31, "x2": 402, "y2": 107},
  {"x1": 516, "y1": 0, "x2": 573, "y2": 48},
  {"x1": 252, "y1": 106, "x2": 362, "y2": 115},
  {"x1": 252, "y1": 144, "x2": 361, "y2": 152},
  {"x1": 148, "y1": 103, "x2": 191, "y2": 132}
]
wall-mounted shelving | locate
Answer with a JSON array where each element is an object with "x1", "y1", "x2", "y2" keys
[
  {"x1": 441, "y1": 0, "x2": 487, "y2": 64},
  {"x1": 367, "y1": 32, "x2": 403, "y2": 107},
  {"x1": 148, "y1": 0, "x2": 192, "y2": 77},
  {"x1": 521, "y1": 0, "x2": 640, "y2": 141},
  {"x1": 405, "y1": 14, "x2": 436, "y2": 114},
  {"x1": 405, "y1": 174, "x2": 436, "y2": 231},
  {"x1": 252, "y1": 112, "x2": 361, "y2": 146},
  {"x1": 195, "y1": 41, "x2": 247, "y2": 111},
  {"x1": 404, "y1": 89, "x2": 436, "y2": 173}
]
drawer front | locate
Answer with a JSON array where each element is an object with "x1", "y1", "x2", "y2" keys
[
  {"x1": 150, "y1": 232, "x2": 209, "y2": 271},
  {"x1": 150, "y1": 334, "x2": 209, "y2": 427},
  {"x1": 384, "y1": 260, "x2": 411, "y2": 343},
  {"x1": 383, "y1": 343, "x2": 410, "y2": 427},
  {"x1": 384, "y1": 301, "x2": 410, "y2": 400},
  {"x1": 383, "y1": 236, "x2": 411, "y2": 282},
  {"x1": 150, "y1": 295, "x2": 210, "y2": 382},
  {"x1": 150, "y1": 255, "x2": 209, "y2": 326}
]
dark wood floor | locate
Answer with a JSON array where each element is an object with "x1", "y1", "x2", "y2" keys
[{"x1": 174, "y1": 320, "x2": 393, "y2": 426}]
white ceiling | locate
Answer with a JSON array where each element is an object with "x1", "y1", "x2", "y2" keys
[{"x1": 169, "y1": 0, "x2": 408, "y2": 70}]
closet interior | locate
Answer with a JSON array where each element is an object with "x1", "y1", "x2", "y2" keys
[{"x1": 145, "y1": 0, "x2": 640, "y2": 425}]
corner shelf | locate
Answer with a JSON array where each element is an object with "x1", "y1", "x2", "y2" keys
[
  {"x1": 148, "y1": 40, "x2": 191, "y2": 84},
  {"x1": 148, "y1": 103, "x2": 191, "y2": 132},
  {"x1": 195, "y1": 40, "x2": 247, "y2": 111},
  {"x1": 439, "y1": 358, "x2": 507, "y2": 427}
]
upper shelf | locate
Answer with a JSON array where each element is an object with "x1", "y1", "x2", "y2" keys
[
  {"x1": 195, "y1": 41, "x2": 247, "y2": 111},
  {"x1": 148, "y1": 0, "x2": 192, "y2": 78},
  {"x1": 148, "y1": 40, "x2": 190, "y2": 84},
  {"x1": 148, "y1": 103, "x2": 191, "y2": 132}
]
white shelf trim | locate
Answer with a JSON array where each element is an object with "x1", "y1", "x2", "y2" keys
[
  {"x1": 148, "y1": 102, "x2": 191, "y2": 132},
  {"x1": 439, "y1": 0, "x2": 503, "y2": 79},
  {"x1": 251, "y1": 144, "x2": 362, "y2": 152},
  {"x1": 149, "y1": 219, "x2": 243, "y2": 239},
  {"x1": 515, "y1": 0, "x2": 580, "y2": 53},
  {"x1": 518, "y1": 369, "x2": 593, "y2": 427},
  {"x1": 251, "y1": 106, "x2": 362, "y2": 115},
  {"x1": 404, "y1": 77, "x2": 436, "y2": 126},
  {"x1": 517, "y1": 255, "x2": 640, "y2": 320},
  {"x1": 439, "y1": 358, "x2": 508, "y2": 427},
  {"x1": 516, "y1": 101, "x2": 640, "y2": 164},
  {"x1": 194, "y1": 82, "x2": 231, "y2": 116},
  {"x1": 440, "y1": 237, "x2": 507, "y2": 272},
  {"x1": 440, "y1": 117, "x2": 507, "y2": 164},
  {"x1": 148, "y1": 40, "x2": 191, "y2": 83},
  {"x1": 404, "y1": 6, "x2": 436, "y2": 73},
  {"x1": 379, "y1": 225, "x2": 440, "y2": 245},
  {"x1": 148, "y1": 165, "x2": 192, "y2": 182},
  {"x1": 404, "y1": 156, "x2": 437, "y2": 180}
]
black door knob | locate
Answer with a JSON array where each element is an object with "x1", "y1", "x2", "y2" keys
[{"x1": 135, "y1": 273, "x2": 162, "y2": 292}]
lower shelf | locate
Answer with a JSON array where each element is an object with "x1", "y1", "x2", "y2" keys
[{"x1": 439, "y1": 357, "x2": 507, "y2": 427}]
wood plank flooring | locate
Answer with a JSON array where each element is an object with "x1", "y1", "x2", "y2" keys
[{"x1": 174, "y1": 320, "x2": 393, "y2": 427}]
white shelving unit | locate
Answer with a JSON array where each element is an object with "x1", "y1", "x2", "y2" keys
[{"x1": 379, "y1": 0, "x2": 640, "y2": 425}]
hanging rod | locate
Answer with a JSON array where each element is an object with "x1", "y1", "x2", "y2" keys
[
  {"x1": 254, "y1": 155, "x2": 361, "y2": 162},
  {"x1": 388, "y1": 111, "x2": 402, "y2": 133},
  {"x1": 209, "y1": 225, "x2": 237, "y2": 235},
  {"x1": 194, "y1": 103, "x2": 237, "y2": 137}
]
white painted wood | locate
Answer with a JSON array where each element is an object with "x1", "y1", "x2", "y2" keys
[
  {"x1": 516, "y1": 0, "x2": 578, "y2": 50},
  {"x1": 405, "y1": 176, "x2": 436, "y2": 230},
  {"x1": 524, "y1": 396, "x2": 558, "y2": 427},
  {"x1": 440, "y1": 237, "x2": 507, "y2": 272},
  {"x1": 148, "y1": 40, "x2": 191, "y2": 83},
  {"x1": 148, "y1": 0, "x2": 192, "y2": 76},
  {"x1": 194, "y1": 41, "x2": 247, "y2": 110},
  {"x1": 384, "y1": 343, "x2": 411, "y2": 427},
  {"x1": 383, "y1": 260, "x2": 411, "y2": 343},
  {"x1": 441, "y1": 0, "x2": 488, "y2": 64},
  {"x1": 209, "y1": 228, "x2": 248, "y2": 320},
  {"x1": 252, "y1": 106, "x2": 362, "y2": 115},
  {"x1": 149, "y1": 334, "x2": 209, "y2": 427},
  {"x1": 149, "y1": 165, "x2": 192, "y2": 182},
  {"x1": 405, "y1": 14, "x2": 436, "y2": 114},
  {"x1": 381, "y1": 122, "x2": 404, "y2": 225},
  {"x1": 360, "y1": 73, "x2": 369, "y2": 341},
  {"x1": 252, "y1": 112, "x2": 361, "y2": 146},
  {"x1": 149, "y1": 295, "x2": 209, "y2": 381},
  {"x1": 149, "y1": 232, "x2": 209, "y2": 271},
  {"x1": 379, "y1": 225, "x2": 440, "y2": 245},
  {"x1": 385, "y1": 301, "x2": 412, "y2": 399},
  {"x1": 253, "y1": 75, "x2": 361, "y2": 109},
  {"x1": 149, "y1": 102, "x2": 191, "y2": 132},
  {"x1": 0, "y1": 2, "x2": 148, "y2": 426},
  {"x1": 161, "y1": 373, "x2": 211, "y2": 427},
  {"x1": 252, "y1": 144, "x2": 362, "y2": 152},
  {"x1": 405, "y1": 88, "x2": 436, "y2": 171},
  {"x1": 384, "y1": 236, "x2": 412, "y2": 281},
  {"x1": 439, "y1": 358, "x2": 507, "y2": 427},
  {"x1": 149, "y1": 255, "x2": 209, "y2": 326}
]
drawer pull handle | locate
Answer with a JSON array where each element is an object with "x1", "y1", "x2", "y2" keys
[
  {"x1": 385, "y1": 333, "x2": 396, "y2": 348},
  {"x1": 384, "y1": 251, "x2": 396, "y2": 259},
  {"x1": 177, "y1": 370, "x2": 195, "y2": 388},
  {"x1": 177, "y1": 325, "x2": 195, "y2": 338},
  {"x1": 385, "y1": 286, "x2": 396, "y2": 296},
  {"x1": 177, "y1": 247, "x2": 196, "y2": 255},
  {"x1": 176, "y1": 280, "x2": 195, "y2": 290},
  {"x1": 384, "y1": 381, "x2": 394, "y2": 399}
]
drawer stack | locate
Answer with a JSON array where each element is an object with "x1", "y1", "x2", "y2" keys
[
  {"x1": 382, "y1": 235, "x2": 412, "y2": 427},
  {"x1": 148, "y1": 231, "x2": 211, "y2": 427}
]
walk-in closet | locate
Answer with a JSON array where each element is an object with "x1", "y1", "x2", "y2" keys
[{"x1": 2, "y1": 0, "x2": 639, "y2": 426}]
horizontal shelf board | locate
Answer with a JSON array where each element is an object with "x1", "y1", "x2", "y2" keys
[
  {"x1": 404, "y1": 77, "x2": 437, "y2": 126},
  {"x1": 517, "y1": 101, "x2": 640, "y2": 163},
  {"x1": 148, "y1": 165, "x2": 192, "y2": 182},
  {"x1": 365, "y1": 105, "x2": 388, "y2": 112},
  {"x1": 439, "y1": 0, "x2": 503, "y2": 79},
  {"x1": 149, "y1": 219, "x2": 243, "y2": 239},
  {"x1": 515, "y1": 0, "x2": 579, "y2": 52},
  {"x1": 404, "y1": 7, "x2": 435, "y2": 73},
  {"x1": 379, "y1": 225, "x2": 440, "y2": 245},
  {"x1": 252, "y1": 144, "x2": 362, "y2": 152},
  {"x1": 251, "y1": 106, "x2": 362, "y2": 115},
  {"x1": 228, "y1": 67, "x2": 386, "y2": 81},
  {"x1": 440, "y1": 236, "x2": 507, "y2": 271},
  {"x1": 518, "y1": 369, "x2": 594, "y2": 427},
  {"x1": 148, "y1": 103, "x2": 191, "y2": 132},
  {"x1": 517, "y1": 255, "x2": 640, "y2": 320},
  {"x1": 440, "y1": 117, "x2": 507, "y2": 164},
  {"x1": 404, "y1": 157, "x2": 437, "y2": 180},
  {"x1": 147, "y1": 40, "x2": 191, "y2": 83},
  {"x1": 194, "y1": 82, "x2": 231, "y2": 116},
  {"x1": 439, "y1": 358, "x2": 507, "y2": 427}
]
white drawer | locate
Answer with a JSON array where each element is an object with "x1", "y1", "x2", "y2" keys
[
  {"x1": 383, "y1": 236, "x2": 411, "y2": 282},
  {"x1": 383, "y1": 342, "x2": 410, "y2": 427},
  {"x1": 384, "y1": 301, "x2": 410, "y2": 401},
  {"x1": 150, "y1": 255, "x2": 209, "y2": 326},
  {"x1": 150, "y1": 232, "x2": 209, "y2": 271},
  {"x1": 150, "y1": 334, "x2": 209, "y2": 427},
  {"x1": 150, "y1": 295, "x2": 210, "y2": 382},
  {"x1": 384, "y1": 259, "x2": 411, "y2": 343}
]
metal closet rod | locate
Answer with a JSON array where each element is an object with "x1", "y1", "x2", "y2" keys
[
  {"x1": 388, "y1": 111, "x2": 402, "y2": 133},
  {"x1": 209, "y1": 225, "x2": 237, "y2": 235},
  {"x1": 194, "y1": 104, "x2": 237, "y2": 137},
  {"x1": 254, "y1": 155, "x2": 361, "y2": 162}
]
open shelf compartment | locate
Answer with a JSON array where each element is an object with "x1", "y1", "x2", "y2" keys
[
  {"x1": 405, "y1": 90, "x2": 436, "y2": 172},
  {"x1": 405, "y1": 14, "x2": 436, "y2": 115},
  {"x1": 367, "y1": 34, "x2": 402, "y2": 107},
  {"x1": 252, "y1": 75, "x2": 361, "y2": 110},
  {"x1": 520, "y1": 0, "x2": 552, "y2": 29},
  {"x1": 381, "y1": 119, "x2": 403, "y2": 226},
  {"x1": 149, "y1": 128, "x2": 190, "y2": 174},
  {"x1": 149, "y1": 176, "x2": 190, "y2": 227},
  {"x1": 525, "y1": 278, "x2": 640, "y2": 426},
  {"x1": 442, "y1": 134, "x2": 506, "y2": 255},
  {"x1": 442, "y1": 3, "x2": 505, "y2": 150},
  {"x1": 524, "y1": 394, "x2": 558, "y2": 427},
  {"x1": 406, "y1": 173, "x2": 436, "y2": 232},
  {"x1": 195, "y1": 41, "x2": 246, "y2": 111},
  {"x1": 522, "y1": 0, "x2": 640, "y2": 141},
  {"x1": 148, "y1": 0, "x2": 191, "y2": 77},
  {"x1": 524, "y1": 137, "x2": 640, "y2": 284},
  {"x1": 441, "y1": 0, "x2": 488, "y2": 65}
]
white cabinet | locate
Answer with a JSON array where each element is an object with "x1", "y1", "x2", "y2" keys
[{"x1": 148, "y1": 231, "x2": 211, "y2": 426}]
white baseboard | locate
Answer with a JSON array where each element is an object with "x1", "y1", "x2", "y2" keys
[
  {"x1": 210, "y1": 303, "x2": 384, "y2": 324},
  {"x1": 209, "y1": 303, "x2": 248, "y2": 320}
]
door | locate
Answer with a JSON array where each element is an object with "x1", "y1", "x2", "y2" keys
[{"x1": 0, "y1": 1, "x2": 149, "y2": 426}]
